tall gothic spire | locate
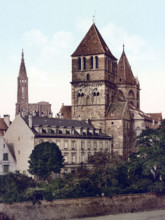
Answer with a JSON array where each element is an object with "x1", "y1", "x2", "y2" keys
[
  {"x1": 117, "y1": 45, "x2": 136, "y2": 85},
  {"x1": 19, "y1": 49, "x2": 27, "y2": 77}
]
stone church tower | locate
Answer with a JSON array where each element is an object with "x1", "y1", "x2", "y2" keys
[
  {"x1": 16, "y1": 51, "x2": 29, "y2": 116},
  {"x1": 71, "y1": 23, "x2": 118, "y2": 131},
  {"x1": 15, "y1": 51, "x2": 52, "y2": 117},
  {"x1": 116, "y1": 46, "x2": 140, "y2": 109}
]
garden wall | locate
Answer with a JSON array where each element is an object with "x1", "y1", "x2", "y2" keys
[{"x1": 0, "y1": 193, "x2": 165, "y2": 220}]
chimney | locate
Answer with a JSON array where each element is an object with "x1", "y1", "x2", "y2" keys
[
  {"x1": 28, "y1": 114, "x2": 32, "y2": 128},
  {"x1": 32, "y1": 111, "x2": 36, "y2": 117},
  {"x1": 3, "y1": 115, "x2": 10, "y2": 127},
  {"x1": 152, "y1": 119, "x2": 155, "y2": 126},
  {"x1": 21, "y1": 110, "x2": 25, "y2": 118}
]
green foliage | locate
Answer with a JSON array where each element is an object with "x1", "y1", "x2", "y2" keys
[
  {"x1": 28, "y1": 142, "x2": 64, "y2": 180},
  {"x1": 2, "y1": 122, "x2": 165, "y2": 204},
  {"x1": 0, "y1": 172, "x2": 36, "y2": 203}
]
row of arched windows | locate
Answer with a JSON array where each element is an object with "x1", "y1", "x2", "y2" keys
[
  {"x1": 119, "y1": 89, "x2": 139, "y2": 100},
  {"x1": 78, "y1": 56, "x2": 98, "y2": 70}
]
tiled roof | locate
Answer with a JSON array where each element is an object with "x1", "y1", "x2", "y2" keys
[
  {"x1": 106, "y1": 102, "x2": 127, "y2": 119},
  {"x1": 72, "y1": 24, "x2": 117, "y2": 60},
  {"x1": 59, "y1": 104, "x2": 72, "y2": 119},
  {"x1": 117, "y1": 48, "x2": 136, "y2": 85},
  {"x1": 23, "y1": 116, "x2": 111, "y2": 139},
  {"x1": 25, "y1": 116, "x2": 94, "y2": 128},
  {"x1": 147, "y1": 113, "x2": 162, "y2": 123},
  {"x1": 0, "y1": 118, "x2": 8, "y2": 130}
]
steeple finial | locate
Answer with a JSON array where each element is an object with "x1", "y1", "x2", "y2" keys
[
  {"x1": 22, "y1": 49, "x2": 24, "y2": 59},
  {"x1": 123, "y1": 44, "x2": 125, "y2": 52}
]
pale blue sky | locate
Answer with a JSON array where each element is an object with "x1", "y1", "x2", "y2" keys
[{"x1": 0, "y1": 0, "x2": 165, "y2": 119}]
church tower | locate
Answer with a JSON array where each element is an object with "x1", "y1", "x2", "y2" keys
[
  {"x1": 16, "y1": 51, "x2": 29, "y2": 116},
  {"x1": 71, "y1": 23, "x2": 117, "y2": 131},
  {"x1": 116, "y1": 46, "x2": 140, "y2": 109}
]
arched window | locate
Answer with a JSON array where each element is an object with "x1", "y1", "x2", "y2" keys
[
  {"x1": 129, "y1": 101, "x2": 134, "y2": 106},
  {"x1": 95, "y1": 56, "x2": 98, "y2": 68},
  {"x1": 118, "y1": 90, "x2": 124, "y2": 97},
  {"x1": 78, "y1": 57, "x2": 81, "y2": 70},
  {"x1": 128, "y1": 90, "x2": 134, "y2": 99},
  {"x1": 136, "y1": 127, "x2": 141, "y2": 136},
  {"x1": 87, "y1": 73, "x2": 90, "y2": 81},
  {"x1": 90, "y1": 56, "x2": 93, "y2": 69},
  {"x1": 83, "y1": 57, "x2": 86, "y2": 70}
]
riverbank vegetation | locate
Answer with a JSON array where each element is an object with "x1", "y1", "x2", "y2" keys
[{"x1": 1, "y1": 120, "x2": 165, "y2": 203}]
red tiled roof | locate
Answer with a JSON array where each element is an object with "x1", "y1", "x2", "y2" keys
[
  {"x1": 117, "y1": 49, "x2": 136, "y2": 85},
  {"x1": 0, "y1": 118, "x2": 8, "y2": 130},
  {"x1": 147, "y1": 113, "x2": 162, "y2": 123},
  {"x1": 59, "y1": 104, "x2": 72, "y2": 119},
  {"x1": 72, "y1": 24, "x2": 117, "y2": 60}
]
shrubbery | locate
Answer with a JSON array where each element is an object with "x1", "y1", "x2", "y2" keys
[{"x1": 2, "y1": 121, "x2": 165, "y2": 203}]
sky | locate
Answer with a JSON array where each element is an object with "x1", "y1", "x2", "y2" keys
[{"x1": 0, "y1": 0, "x2": 165, "y2": 120}]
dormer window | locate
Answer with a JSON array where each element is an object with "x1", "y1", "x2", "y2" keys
[
  {"x1": 78, "y1": 57, "x2": 81, "y2": 70},
  {"x1": 83, "y1": 57, "x2": 86, "y2": 69},
  {"x1": 90, "y1": 56, "x2": 93, "y2": 69}
]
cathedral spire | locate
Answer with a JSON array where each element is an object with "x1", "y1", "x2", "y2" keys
[{"x1": 19, "y1": 49, "x2": 27, "y2": 77}]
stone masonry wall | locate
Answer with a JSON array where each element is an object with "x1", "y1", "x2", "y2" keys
[{"x1": 1, "y1": 193, "x2": 165, "y2": 220}]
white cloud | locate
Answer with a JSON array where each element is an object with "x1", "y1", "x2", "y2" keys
[
  {"x1": 101, "y1": 22, "x2": 157, "y2": 62},
  {"x1": 23, "y1": 29, "x2": 75, "y2": 69},
  {"x1": 23, "y1": 29, "x2": 48, "y2": 48}
]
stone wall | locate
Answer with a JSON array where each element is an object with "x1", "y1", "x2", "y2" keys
[{"x1": 1, "y1": 193, "x2": 165, "y2": 220}]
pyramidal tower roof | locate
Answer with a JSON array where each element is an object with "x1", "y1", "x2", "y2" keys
[
  {"x1": 117, "y1": 46, "x2": 136, "y2": 84},
  {"x1": 19, "y1": 50, "x2": 27, "y2": 77},
  {"x1": 72, "y1": 23, "x2": 117, "y2": 60}
]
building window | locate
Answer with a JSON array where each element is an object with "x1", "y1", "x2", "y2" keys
[
  {"x1": 3, "y1": 144, "x2": 5, "y2": 148},
  {"x1": 3, "y1": 153, "x2": 8, "y2": 161},
  {"x1": 94, "y1": 141, "x2": 97, "y2": 151},
  {"x1": 72, "y1": 154, "x2": 76, "y2": 163},
  {"x1": 78, "y1": 57, "x2": 81, "y2": 70},
  {"x1": 81, "y1": 153, "x2": 85, "y2": 163},
  {"x1": 105, "y1": 142, "x2": 109, "y2": 151},
  {"x1": 83, "y1": 57, "x2": 86, "y2": 69},
  {"x1": 72, "y1": 141, "x2": 76, "y2": 150},
  {"x1": 64, "y1": 141, "x2": 68, "y2": 149},
  {"x1": 56, "y1": 140, "x2": 60, "y2": 147},
  {"x1": 81, "y1": 141, "x2": 85, "y2": 151},
  {"x1": 87, "y1": 141, "x2": 91, "y2": 150},
  {"x1": 95, "y1": 56, "x2": 98, "y2": 68},
  {"x1": 3, "y1": 165, "x2": 9, "y2": 173},
  {"x1": 91, "y1": 56, "x2": 93, "y2": 69},
  {"x1": 136, "y1": 127, "x2": 141, "y2": 136},
  {"x1": 64, "y1": 154, "x2": 68, "y2": 164},
  {"x1": 87, "y1": 73, "x2": 90, "y2": 81},
  {"x1": 100, "y1": 142, "x2": 103, "y2": 151}
]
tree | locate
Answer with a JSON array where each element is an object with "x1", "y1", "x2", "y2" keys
[{"x1": 28, "y1": 142, "x2": 64, "y2": 180}]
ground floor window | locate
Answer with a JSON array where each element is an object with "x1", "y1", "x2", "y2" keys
[{"x1": 3, "y1": 165, "x2": 9, "y2": 173}]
